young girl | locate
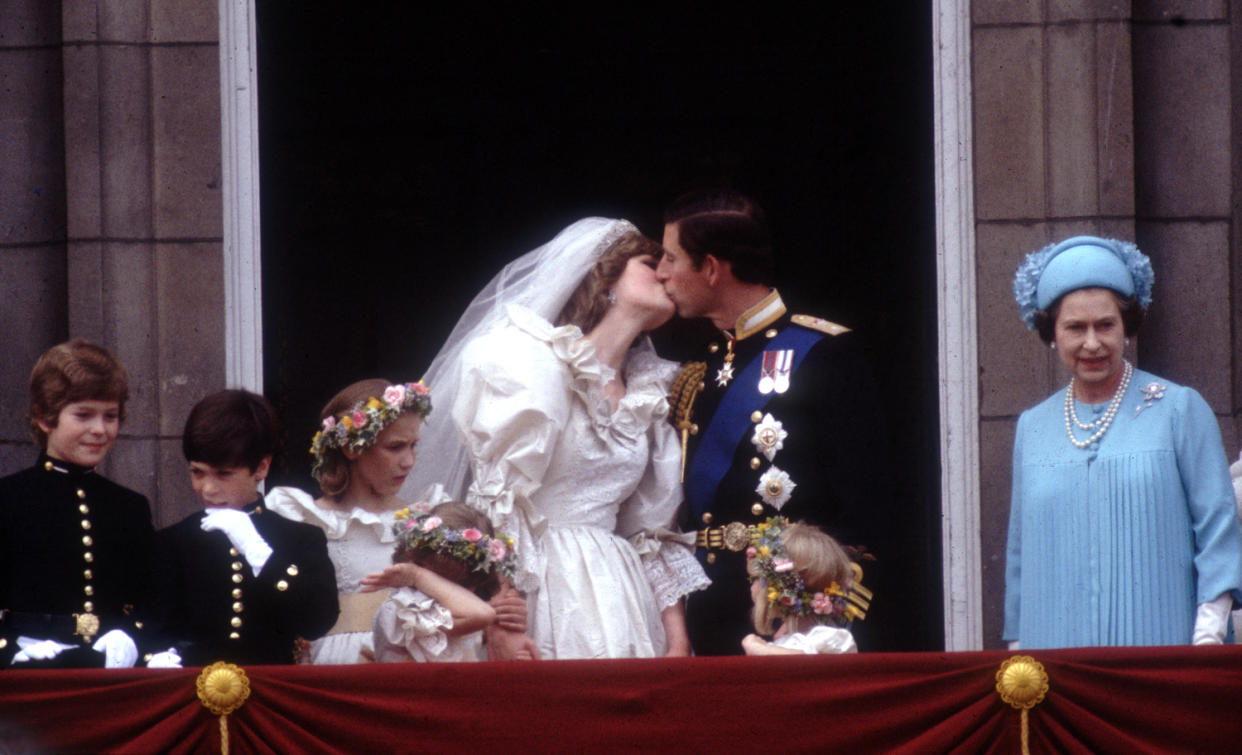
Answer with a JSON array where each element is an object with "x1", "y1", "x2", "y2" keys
[
  {"x1": 265, "y1": 378, "x2": 432, "y2": 663},
  {"x1": 741, "y1": 517, "x2": 868, "y2": 655},
  {"x1": 362, "y1": 501, "x2": 516, "y2": 662}
]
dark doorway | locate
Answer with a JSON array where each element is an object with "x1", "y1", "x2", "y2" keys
[{"x1": 257, "y1": 3, "x2": 941, "y2": 651}]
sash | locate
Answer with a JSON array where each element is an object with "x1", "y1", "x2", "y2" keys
[{"x1": 686, "y1": 325, "x2": 824, "y2": 521}]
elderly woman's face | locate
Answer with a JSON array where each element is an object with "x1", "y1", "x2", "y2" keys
[{"x1": 1053, "y1": 288, "x2": 1125, "y2": 398}]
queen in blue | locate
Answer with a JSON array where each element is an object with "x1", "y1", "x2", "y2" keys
[{"x1": 1005, "y1": 236, "x2": 1242, "y2": 648}]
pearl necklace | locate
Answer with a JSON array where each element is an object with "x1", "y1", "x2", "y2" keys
[{"x1": 1063, "y1": 360, "x2": 1132, "y2": 450}]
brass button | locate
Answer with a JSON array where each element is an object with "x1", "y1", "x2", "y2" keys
[
  {"x1": 697, "y1": 381, "x2": 706, "y2": 392},
  {"x1": 751, "y1": 503, "x2": 765, "y2": 516},
  {"x1": 229, "y1": 632, "x2": 240, "y2": 640},
  {"x1": 230, "y1": 617, "x2": 242, "y2": 628},
  {"x1": 84, "y1": 551, "x2": 94, "y2": 563},
  {"x1": 689, "y1": 423, "x2": 699, "y2": 435},
  {"x1": 232, "y1": 588, "x2": 243, "y2": 599},
  {"x1": 143, "y1": 654, "x2": 153, "y2": 663},
  {"x1": 276, "y1": 580, "x2": 289, "y2": 592},
  {"x1": 82, "y1": 535, "x2": 93, "y2": 547},
  {"x1": 232, "y1": 601, "x2": 244, "y2": 613},
  {"x1": 232, "y1": 573, "x2": 243, "y2": 584},
  {"x1": 750, "y1": 410, "x2": 763, "y2": 423},
  {"x1": 84, "y1": 585, "x2": 94, "y2": 596},
  {"x1": 78, "y1": 503, "x2": 89, "y2": 514},
  {"x1": 706, "y1": 553, "x2": 717, "y2": 564},
  {"x1": 701, "y1": 512, "x2": 713, "y2": 524},
  {"x1": 708, "y1": 343, "x2": 720, "y2": 353},
  {"x1": 229, "y1": 548, "x2": 239, "y2": 557},
  {"x1": 749, "y1": 458, "x2": 761, "y2": 470},
  {"x1": 81, "y1": 519, "x2": 91, "y2": 530},
  {"x1": 286, "y1": 564, "x2": 299, "y2": 577},
  {"x1": 231, "y1": 561, "x2": 243, "y2": 571},
  {"x1": 83, "y1": 569, "x2": 93, "y2": 580},
  {"x1": 43, "y1": 461, "x2": 54, "y2": 471},
  {"x1": 76, "y1": 489, "x2": 86, "y2": 499},
  {"x1": 0, "y1": 638, "x2": 6, "y2": 649},
  {"x1": 84, "y1": 601, "x2": 94, "y2": 612},
  {"x1": 765, "y1": 328, "x2": 778, "y2": 338},
  {"x1": 134, "y1": 621, "x2": 144, "y2": 630}
]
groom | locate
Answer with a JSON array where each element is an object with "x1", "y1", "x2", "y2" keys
[{"x1": 656, "y1": 190, "x2": 889, "y2": 654}]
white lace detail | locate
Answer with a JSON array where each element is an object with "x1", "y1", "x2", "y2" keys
[{"x1": 644, "y1": 545, "x2": 713, "y2": 610}]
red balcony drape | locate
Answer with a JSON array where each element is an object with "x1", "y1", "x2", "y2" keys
[{"x1": 1, "y1": 646, "x2": 1239, "y2": 753}]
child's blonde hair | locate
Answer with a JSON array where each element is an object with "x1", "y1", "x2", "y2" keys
[{"x1": 749, "y1": 521, "x2": 853, "y2": 635}]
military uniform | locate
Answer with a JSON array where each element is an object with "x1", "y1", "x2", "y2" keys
[
  {"x1": 674, "y1": 290, "x2": 889, "y2": 655},
  {"x1": 0, "y1": 455, "x2": 155, "y2": 668},
  {"x1": 150, "y1": 499, "x2": 338, "y2": 665}
]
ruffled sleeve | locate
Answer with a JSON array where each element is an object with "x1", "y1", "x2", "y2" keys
[
  {"x1": 372, "y1": 587, "x2": 453, "y2": 663},
  {"x1": 265, "y1": 486, "x2": 395, "y2": 544},
  {"x1": 615, "y1": 344, "x2": 710, "y2": 609},
  {"x1": 775, "y1": 625, "x2": 858, "y2": 654},
  {"x1": 453, "y1": 307, "x2": 581, "y2": 593}
]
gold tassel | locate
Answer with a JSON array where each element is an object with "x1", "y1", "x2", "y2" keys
[
  {"x1": 668, "y1": 362, "x2": 707, "y2": 482},
  {"x1": 197, "y1": 662, "x2": 251, "y2": 755},
  {"x1": 995, "y1": 655, "x2": 1049, "y2": 755}
]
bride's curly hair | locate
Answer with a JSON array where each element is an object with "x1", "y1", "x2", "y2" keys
[{"x1": 556, "y1": 231, "x2": 664, "y2": 333}]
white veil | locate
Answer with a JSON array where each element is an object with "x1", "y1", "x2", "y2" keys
[{"x1": 402, "y1": 217, "x2": 640, "y2": 502}]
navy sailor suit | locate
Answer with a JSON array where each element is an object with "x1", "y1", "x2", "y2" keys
[
  {"x1": 676, "y1": 290, "x2": 889, "y2": 655},
  {"x1": 150, "y1": 498, "x2": 338, "y2": 665}
]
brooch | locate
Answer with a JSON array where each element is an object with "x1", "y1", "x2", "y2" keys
[
  {"x1": 750, "y1": 413, "x2": 787, "y2": 462},
  {"x1": 756, "y1": 467, "x2": 796, "y2": 511},
  {"x1": 1134, "y1": 381, "x2": 1167, "y2": 418}
]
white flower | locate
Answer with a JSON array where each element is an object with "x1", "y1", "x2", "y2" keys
[
  {"x1": 756, "y1": 466, "x2": 796, "y2": 511},
  {"x1": 750, "y1": 413, "x2": 787, "y2": 462}
]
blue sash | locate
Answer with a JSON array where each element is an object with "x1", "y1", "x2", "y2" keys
[{"x1": 686, "y1": 325, "x2": 824, "y2": 521}]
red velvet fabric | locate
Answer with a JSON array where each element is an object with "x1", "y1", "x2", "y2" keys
[{"x1": 2, "y1": 647, "x2": 1240, "y2": 753}]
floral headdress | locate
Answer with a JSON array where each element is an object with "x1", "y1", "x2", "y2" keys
[
  {"x1": 747, "y1": 517, "x2": 867, "y2": 627},
  {"x1": 392, "y1": 506, "x2": 516, "y2": 581},
  {"x1": 309, "y1": 381, "x2": 431, "y2": 477}
]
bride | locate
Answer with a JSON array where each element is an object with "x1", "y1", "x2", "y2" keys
[{"x1": 405, "y1": 217, "x2": 709, "y2": 658}]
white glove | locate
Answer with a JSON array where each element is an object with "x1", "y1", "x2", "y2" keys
[
  {"x1": 146, "y1": 648, "x2": 183, "y2": 669},
  {"x1": 12, "y1": 636, "x2": 75, "y2": 663},
  {"x1": 92, "y1": 628, "x2": 139, "y2": 668},
  {"x1": 1007, "y1": 640, "x2": 1020, "y2": 651},
  {"x1": 1192, "y1": 593, "x2": 1233, "y2": 645},
  {"x1": 201, "y1": 507, "x2": 273, "y2": 576}
]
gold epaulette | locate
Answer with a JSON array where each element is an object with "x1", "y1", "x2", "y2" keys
[
  {"x1": 791, "y1": 314, "x2": 851, "y2": 336},
  {"x1": 669, "y1": 362, "x2": 708, "y2": 483}
]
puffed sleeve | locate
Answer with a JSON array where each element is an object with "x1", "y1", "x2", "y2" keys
[
  {"x1": 453, "y1": 319, "x2": 575, "y2": 594},
  {"x1": 615, "y1": 347, "x2": 710, "y2": 609},
  {"x1": 372, "y1": 587, "x2": 453, "y2": 663},
  {"x1": 1002, "y1": 411, "x2": 1028, "y2": 643},
  {"x1": 1172, "y1": 387, "x2": 1242, "y2": 606},
  {"x1": 778, "y1": 625, "x2": 858, "y2": 654}
]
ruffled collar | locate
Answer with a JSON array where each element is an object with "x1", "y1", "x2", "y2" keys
[
  {"x1": 504, "y1": 305, "x2": 677, "y2": 441},
  {"x1": 264, "y1": 486, "x2": 397, "y2": 542}
]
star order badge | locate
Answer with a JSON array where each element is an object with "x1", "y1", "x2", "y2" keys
[
  {"x1": 715, "y1": 361, "x2": 735, "y2": 387},
  {"x1": 751, "y1": 413, "x2": 787, "y2": 462}
]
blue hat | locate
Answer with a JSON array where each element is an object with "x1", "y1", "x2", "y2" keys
[{"x1": 1013, "y1": 235, "x2": 1154, "y2": 329}]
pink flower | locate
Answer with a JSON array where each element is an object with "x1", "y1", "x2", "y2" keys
[
  {"x1": 420, "y1": 516, "x2": 442, "y2": 533},
  {"x1": 488, "y1": 539, "x2": 507, "y2": 560},
  {"x1": 462, "y1": 528, "x2": 483, "y2": 542},
  {"x1": 404, "y1": 519, "x2": 418, "y2": 531},
  {"x1": 772, "y1": 557, "x2": 795, "y2": 573},
  {"x1": 351, "y1": 410, "x2": 368, "y2": 428},
  {"x1": 411, "y1": 381, "x2": 429, "y2": 396},
  {"x1": 383, "y1": 385, "x2": 406, "y2": 407},
  {"x1": 811, "y1": 592, "x2": 834, "y2": 615},
  {"x1": 322, "y1": 416, "x2": 336, "y2": 431},
  {"x1": 410, "y1": 501, "x2": 432, "y2": 514},
  {"x1": 745, "y1": 546, "x2": 757, "y2": 558}
]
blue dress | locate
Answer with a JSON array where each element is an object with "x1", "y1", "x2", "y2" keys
[{"x1": 1004, "y1": 368, "x2": 1242, "y2": 648}]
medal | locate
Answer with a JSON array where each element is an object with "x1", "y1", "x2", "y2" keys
[
  {"x1": 715, "y1": 336, "x2": 736, "y2": 387},
  {"x1": 758, "y1": 351, "x2": 776, "y2": 394},
  {"x1": 773, "y1": 349, "x2": 793, "y2": 393}
]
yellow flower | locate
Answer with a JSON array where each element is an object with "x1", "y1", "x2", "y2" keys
[
  {"x1": 756, "y1": 522, "x2": 769, "y2": 532},
  {"x1": 366, "y1": 397, "x2": 383, "y2": 410},
  {"x1": 394, "y1": 508, "x2": 410, "y2": 521},
  {"x1": 341, "y1": 415, "x2": 353, "y2": 430},
  {"x1": 758, "y1": 545, "x2": 771, "y2": 558},
  {"x1": 767, "y1": 587, "x2": 779, "y2": 602}
]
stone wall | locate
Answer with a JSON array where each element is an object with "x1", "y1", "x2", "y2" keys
[
  {"x1": 973, "y1": 1, "x2": 1241, "y2": 647},
  {"x1": 0, "y1": 0, "x2": 225, "y2": 528}
]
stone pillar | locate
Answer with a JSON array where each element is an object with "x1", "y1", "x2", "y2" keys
[{"x1": 973, "y1": 2, "x2": 1139, "y2": 648}]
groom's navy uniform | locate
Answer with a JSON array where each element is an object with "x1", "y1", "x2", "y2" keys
[{"x1": 676, "y1": 290, "x2": 889, "y2": 654}]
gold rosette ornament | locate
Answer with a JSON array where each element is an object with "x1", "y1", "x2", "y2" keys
[
  {"x1": 197, "y1": 662, "x2": 251, "y2": 755},
  {"x1": 996, "y1": 655, "x2": 1049, "y2": 755}
]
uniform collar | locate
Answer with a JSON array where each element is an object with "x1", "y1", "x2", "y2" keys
[
  {"x1": 38, "y1": 452, "x2": 95, "y2": 478},
  {"x1": 730, "y1": 289, "x2": 786, "y2": 342}
]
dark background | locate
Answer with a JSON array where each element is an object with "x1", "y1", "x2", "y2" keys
[{"x1": 256, "y1": 3, "x2": 941, "y2": 651}]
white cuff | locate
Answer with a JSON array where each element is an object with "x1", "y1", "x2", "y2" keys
[{"x1": 1191, "y1": 594, "x2": 1233, "y2": 645}]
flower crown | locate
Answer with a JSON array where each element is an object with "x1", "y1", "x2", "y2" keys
[
  {"x1": 747, "y1": 517, "x2": 867, "y2": 626},
  {"x1": 392, "y1": 507, "x2": 516, "y2": 581},
  {"x1": 310, "y1": 381, "x2": 432, "y2": 477}
]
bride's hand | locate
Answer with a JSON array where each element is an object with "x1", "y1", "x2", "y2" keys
[
  {"x1": 359, "y1": 563, "x2": 419, "y2": 592},
  {"x1": 489, "y1": 585, "x2": 528, "y2": 632}
]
